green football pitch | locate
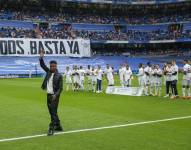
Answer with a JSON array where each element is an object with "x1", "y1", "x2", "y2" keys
[{"x1": 0, "y1": 75, "x2": 191, "y2": 150}]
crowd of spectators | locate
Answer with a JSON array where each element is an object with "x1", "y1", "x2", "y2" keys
[
  {"x1": 1, "y1": 9, "x2": 191, "y2": 25},
  {"x1": 75, "y1": 29, "x2": 191, "y2": 41},
  {"x1": 1, "y1": 8, "x2": 191, "y2": 41},
  {"x1": 1, "y1": 26, "x2": 191, "y2": 41},
  {"x1": 0, "y1": 25, "x2": 75, "y2": 39},
  {"x1": 93, "y1": 48, "x2": 191, "y2": 57}
]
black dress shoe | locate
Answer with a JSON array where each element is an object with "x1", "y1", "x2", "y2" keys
[
  {"x1": 47, "y1": 128, "x2": 54, "y2": 136},
  {"x1": 55, "y1": 126, "x2": 63, "y2": 131}
]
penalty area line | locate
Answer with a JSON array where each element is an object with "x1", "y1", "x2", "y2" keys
[{"x1": 0, "y1": 115, "x2": 191, "y2": 143}]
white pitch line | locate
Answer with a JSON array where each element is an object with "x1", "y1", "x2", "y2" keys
[{"x1": 0, "y1": 115, "x2": 191, "y2": 143}]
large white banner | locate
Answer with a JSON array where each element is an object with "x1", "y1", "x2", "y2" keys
[
  {"x1": 0, "y1": 38, "x2": 91, "y2": 57},
  {"x1": 106, "y1": 86, "x2": 144, "y2": 96}
]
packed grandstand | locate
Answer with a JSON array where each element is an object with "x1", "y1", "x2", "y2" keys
[
  {"x1": 0, "y1": 1, "x2": 191, "y2": 41},
  {"x1": 0, "y1": 0, "x2": 191, "y2": 76}
]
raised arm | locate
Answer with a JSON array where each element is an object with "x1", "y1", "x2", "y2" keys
[{"x1": 39, "y1": 50, "x2": 49, "y2": 72}]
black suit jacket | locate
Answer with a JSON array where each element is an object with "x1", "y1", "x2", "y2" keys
[{"x1": 39, "y1": 57, "x2": 63, "y2": 97}]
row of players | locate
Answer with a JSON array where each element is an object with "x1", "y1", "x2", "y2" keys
[
  {"x1": 63, "y1": 64, "x2": 115, "y2": 93},
  {"x1": 63, "y1": 60, "x2": 191, "y2": 99}
]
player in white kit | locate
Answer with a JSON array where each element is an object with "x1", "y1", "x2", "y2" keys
[
  {"x1": 95, "y1": 65, "x2": 103, "y2": 93},
  {"x1": 72, "y1": 65, "x2": 80, "y2": 91},
  {"x1": 86, "y1": 65, "x2": 93, "y2": 91},
  {"x1": 163, "y1": 62, "x2": 173, "y2": 98},
  {"x1": 137, "y1": 63, "x2": 147, "y2": 95},
  {"x1": 119, "y1": 64, "x2": 125, "y2": 87},
  {"x1": 171, "y1": 60, "x2": 179, "y2": 99},
  {"x1": 163, "y1": 63, "x2": 167, "y2": 86},
  {"x1": 124, "y1": 64, "x2": 132, "y2": 87},
  {"x1": 144, "y1": 62, "x2": 152, "y2": 95},
  {"x1": 155, "y1": 64, "x2": 163, "y2": 96},
  {"x1": 150, "y1": 65, "x2": 156, "y2": 96},
  {"x1": 182, "y1": 60, "x2": 191, "y2": 98},
  {"x1": 64, "y1": 66, "x2": 73, "y2": 91},
  {"x1": 91, "y1": 66, "x2": 97, "y2": 92},
  {"x1": 78, "y1": 66, "x2": 85, "y2": 90},
  {"x1": 105, "y1": 64, "x2": 114, "y2": 86}
]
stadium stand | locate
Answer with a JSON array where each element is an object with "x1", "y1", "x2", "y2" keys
[{"x1": 0, "y1": 0, "x2": 191, "y2": 77}]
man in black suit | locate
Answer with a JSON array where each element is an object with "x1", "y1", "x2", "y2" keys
[{"x1": 39, "y1": 51, "x2": 63, "y2": 136}]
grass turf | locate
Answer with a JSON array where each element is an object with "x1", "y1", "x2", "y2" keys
[{"x1": 0, "y1": 75, "x2": 191, "y2": 150}]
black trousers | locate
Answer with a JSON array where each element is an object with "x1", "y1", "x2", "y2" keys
[
  {"x1": 47, "y1": 94, "x2": 60, "y2": 129},
  {"x1": 96, "y1": 79, "x2": 102, "y2": 91},
  {"x1": 172, "y1": 80, "x2": 178, "y2": 96},
  {"x1": 166, "y1": 81, "x2": 173, "y2": 95}
]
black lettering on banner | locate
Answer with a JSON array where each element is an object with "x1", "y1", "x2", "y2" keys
[
  {"x1": 8, "y1": 40, "x2": 16, "y2": 54},
  {"x1": 16, "y1": 40, "x2": 24, "y2": 54},
  {"x1": 38, "y1": 41, "x2": 45, "y2": 54},
  {"x1": 52, "y1": 41, "x2": 58, "y2": 54},
  {"x1": 30, "y1": 41, "x2": 37, "y2": 54},
  {"x1": 67, "y1": 41, "x2": 74, "y2": 54},
  {"x1": 60, "y1": 41, "x2": 66, "y2": 54},
  {"x1": 44, "y1": 41, "x2": 53, "y2": 54},
  {"x1": 73, "y1": 41, "x2": 80, "y2": 54},
  {"x1": 0, "y1": 41, "x2": 8, "y2": 55},
  {"x1": 0, "y1": 39, "x2": 86, "y2": 56}
]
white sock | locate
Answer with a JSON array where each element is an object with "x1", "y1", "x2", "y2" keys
[
  {"x1": 145, "y1": 86, "x2": 148, "y2": 95},
  {"x1": 158, "y1": 87, "x2": 162, "y2": 96},
  {"x1": 182, "y1": 88, "x2": 186, "y2": 97},
  {"x1": 150, "y1": 86, "x2": 154, "y2": 95},
  {"x1": 155, "y1": 86, "x2": 158, "y2": 96}
]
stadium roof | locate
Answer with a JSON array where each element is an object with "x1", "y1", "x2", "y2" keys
[
  {"x1": 0, "y1": 0, "x2": 189, "y2": 5},
  {"x1": 62, "y1": 0, "x2": 188, "y2": 5}
]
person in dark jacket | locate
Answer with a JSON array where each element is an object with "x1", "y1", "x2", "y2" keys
[{"x1": 39, "y1": 51, "x2": 63, "y2": 136}]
